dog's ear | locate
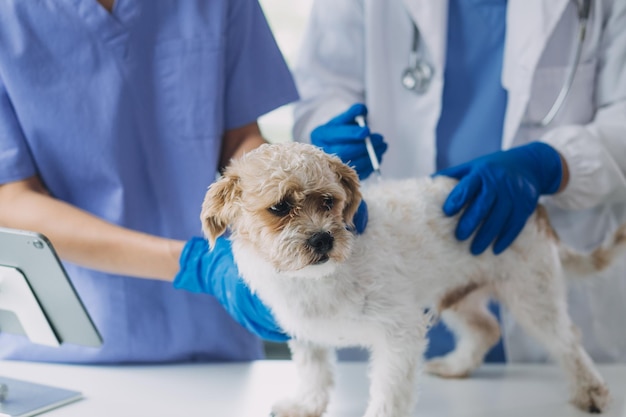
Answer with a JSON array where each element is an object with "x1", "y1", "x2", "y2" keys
[
  {"x1": 328, "y1": 156, "x2": 362, "y2": 226},
  {"x1": 200, "y1": 172, "x2": 241, "y2": 249}
]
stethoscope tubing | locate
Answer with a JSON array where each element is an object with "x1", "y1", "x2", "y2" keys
[
  {"x1": 522, "y1": 0, "x2": 590, "y2": 128},
  {"x1": 402, "y1": 0, "x2": 591, "y2": 129}
]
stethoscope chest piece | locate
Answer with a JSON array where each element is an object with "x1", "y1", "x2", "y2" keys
[
  {"x1": 402, "y1": 21, "x2": 434, "y2": 94},
  {"x1": 401, "y1": 60, "x2": 434, "y2": 94}
]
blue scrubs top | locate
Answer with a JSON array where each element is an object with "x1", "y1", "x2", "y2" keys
[
  {"x1": 0, "y1": 0, "x2": 298, "y2": 363},
  {"x1": 430, "y1": 0, "x2": 508, "y2": 362}
]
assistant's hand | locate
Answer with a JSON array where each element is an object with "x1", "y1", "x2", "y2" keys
[
  {"x1": 311, "y1": 103, "x2": 388, "y2": 180},
  {"x1": 434, "y1": 142, "x2": 563, "y2": 255},
  {"x1": 173, "y1": 236, "x2": 288, "y2": 342}
]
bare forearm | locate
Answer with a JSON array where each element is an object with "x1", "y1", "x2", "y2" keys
[
  {"x1": 219, "y1": 121, "x2": 267, "y2": 170},
  {"x1": 0, "y1": 177, "x2": 183, "y2": 281},
  {"x1": 0, "y1": 123, "x2": 268, "y2": 281}
]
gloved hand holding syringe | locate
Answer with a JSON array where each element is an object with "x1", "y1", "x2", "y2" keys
[{"x1": 310, "y1": 103, "x2": 388, "y2": 181}]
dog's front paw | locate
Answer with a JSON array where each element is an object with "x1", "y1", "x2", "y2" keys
[
  {"x1": 424, "y1": 356, "x2": 474, "y2": 379},
  {"x1": 270, "y1": 396, "x2": 327, "y2": 417},
  {"x1": 571, "y1": 383, "x2": 611, "y2": 414}
]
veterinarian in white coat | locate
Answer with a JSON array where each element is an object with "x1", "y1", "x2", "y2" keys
[{"x1": 293, "y1": 0, "x2": 626, "y2": 363}]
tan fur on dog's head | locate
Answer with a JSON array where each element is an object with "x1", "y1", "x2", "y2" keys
[{"x1": 201, "y1": 142, "x2": 362, "y2": 272}]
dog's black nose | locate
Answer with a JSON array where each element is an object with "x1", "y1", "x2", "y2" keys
[{"x1": 308, "y1": 232, "x2": 334, "y2": 255}]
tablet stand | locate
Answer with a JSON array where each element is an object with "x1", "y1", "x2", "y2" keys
[
  {"x1": 0, "y1": 266, "x2": 59, "y2": 347},
  {"x1": 0, "y1": 266, "x2": 82, "y2": 417}
]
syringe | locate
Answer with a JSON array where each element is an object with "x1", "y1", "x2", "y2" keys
[{"x1": 354, "y1": 115, "x2": 382, "y2": 179}]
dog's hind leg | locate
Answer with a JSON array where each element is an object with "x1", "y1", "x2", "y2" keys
[
  {"x1": 425, "y1": 285, "x2": 501, "y2": 378},
  {"x1": 498, "y1": 268, "x2": 610, "y2": 413},
  {"x1": 271, "y1": 340, "x2": 335, "y2": 417}
]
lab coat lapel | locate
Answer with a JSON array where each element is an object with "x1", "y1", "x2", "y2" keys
[
  {"x1": 401, "y1": 0, "x2": 448, "y2": 72},
  {"x1": 502, "y1": 0, "x2": 570, "y2": 148}
]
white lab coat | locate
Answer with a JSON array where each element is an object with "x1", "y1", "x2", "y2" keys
[{"x1": 293, "y1": 0, "x2": 626, "y2": 362}]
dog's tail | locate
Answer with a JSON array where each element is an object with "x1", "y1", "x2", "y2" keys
[{"x1": 559, "y1": 223, "x2": 626, "y2": 277}]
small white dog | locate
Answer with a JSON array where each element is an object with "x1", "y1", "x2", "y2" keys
[{"x1": 201, "y1": 142, "x2": 624, "y2": 417}]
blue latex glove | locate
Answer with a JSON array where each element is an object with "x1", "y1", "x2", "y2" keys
[
  {"x1": 173, "y1": 236, "x2": 289, "y2": 342},
  {"x1": 351, "y1": 200, "x2": 368, "y2": 234},
  {"x1": 434, "y1": 142, "x2": 562, "y2": 255},
  {"x1": 311, "y1": 103, "x2": 388, "y2": 180}
]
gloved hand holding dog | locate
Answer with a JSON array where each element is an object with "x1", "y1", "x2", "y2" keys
[
  {"x1": 174, "y1": 236, "x2": 289, "y2": 342},
  {"x1": 311, "y1": 103, "x2": 388, "y2": 180},
  {"x1": 435, "y1": 142, "x2": 564, "y2": 255}
]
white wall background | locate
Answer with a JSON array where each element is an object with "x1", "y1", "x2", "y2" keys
[{"x1": 258, "y1": 0, "x2": 315, "y2": 143}]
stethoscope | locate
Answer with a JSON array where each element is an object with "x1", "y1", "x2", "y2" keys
[
  {"x1": 401, "y1": 0, "x2": 592, "y2": 127},
  {"x1": 400, "y1": 21, "x2": 434, "y2": 94}
]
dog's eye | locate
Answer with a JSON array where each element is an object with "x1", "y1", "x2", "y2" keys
[
  {"x1": 268, "y1": 201, "x2": 292, "y2": 217},
  {"x1": 322, "y1": 196, "x2": 334, "y2": 211}
]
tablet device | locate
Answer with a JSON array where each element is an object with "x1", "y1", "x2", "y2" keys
[{"x1": 0, "y1": 227, "x2": 102, "y2": 347}]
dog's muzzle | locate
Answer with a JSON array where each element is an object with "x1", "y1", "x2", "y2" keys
[{"x1": 307, "y1": 231, "x2": 334, "y2": 264}]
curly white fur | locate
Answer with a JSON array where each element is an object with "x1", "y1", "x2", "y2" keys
[{"x1": 201, "y1": 142, "x2": 623, "y2": 417}]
